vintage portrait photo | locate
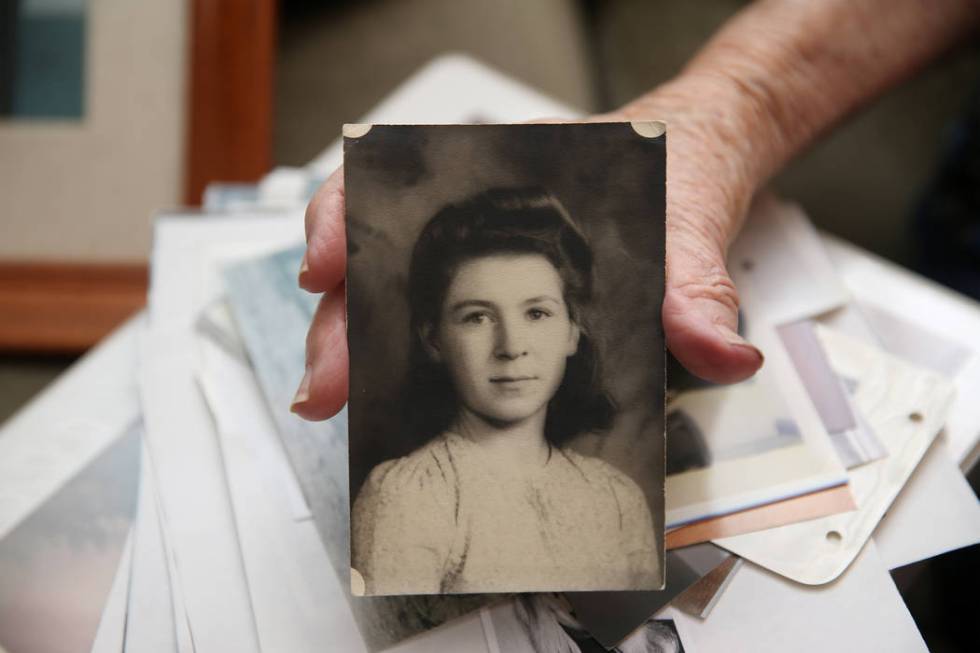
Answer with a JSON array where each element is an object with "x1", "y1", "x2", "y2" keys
[{"x1": 344, "y1": 122, "x2": 665, "y2": 595}]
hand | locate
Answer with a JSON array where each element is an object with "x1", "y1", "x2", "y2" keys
[
  {"x1": 292, "y1": 84, "x2": 765, "y2": 420},
  {"x1": 619, "y1": 76, "x2": 767, "y2": 384},
  {"x1": 294, "y1": 0, "x2": 980, "y2": 421},
  {"x1": 293, "y1": 167, "x2": 349, "y2": 419}
]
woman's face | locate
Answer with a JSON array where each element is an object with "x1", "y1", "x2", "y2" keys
[{"x1": 427, "y1": 253, "x2": 580, "y2": 426}]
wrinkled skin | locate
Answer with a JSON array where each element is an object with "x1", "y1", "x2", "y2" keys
[{"x1": 292, "y1": 0, "x2": 980, "y2": 420}]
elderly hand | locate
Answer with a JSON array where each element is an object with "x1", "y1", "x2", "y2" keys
[
  {"x1": 291, "y1": 0, "x2": 979, "y2": 420},
  {"x1": 291, "y1": 81, "x2": 765, "y2": 420}
]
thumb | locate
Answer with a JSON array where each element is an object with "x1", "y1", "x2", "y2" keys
[{"x1": 663, "y1": 200, "x2": 763, "y2": 385}]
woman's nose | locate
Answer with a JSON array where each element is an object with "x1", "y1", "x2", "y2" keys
[{"x1": 493, "y1": 316, "x2": 528, "y2": 359}]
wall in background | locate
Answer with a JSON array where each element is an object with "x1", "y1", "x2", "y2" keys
[
  {"x1": 275, "y1": 0, "x2": 594, "y2": 167},
  {"x1": 0, "y1": 0, "x2": 187, "y2": 262}
]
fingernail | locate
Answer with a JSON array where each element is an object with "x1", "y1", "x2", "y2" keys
[
  {"x1": 715, "y1": 324, "x2": 765, "y2": 362},
  {"x1": 298, "y1": 252, "x2": 310, "y2": 286},
  {"x1": 291, "y1": 365, "x2": 312, "y2": 412}
]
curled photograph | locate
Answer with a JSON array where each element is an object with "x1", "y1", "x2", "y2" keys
[{"x1": 344, "y1": 123, "x2": 665, "y2": 595}]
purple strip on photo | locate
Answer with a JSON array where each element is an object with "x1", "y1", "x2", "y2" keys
[{"x1": 777, "y1": 320, "x2": 855, "y2": 433}]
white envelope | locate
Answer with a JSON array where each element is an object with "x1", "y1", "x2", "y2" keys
[
  {"x1": 140, "y1": 213, "x2": 305, "y2": 653},
  {"x1": 730, "y1": 194, "x2": 851, "y2": 324},
  {"x1": 873, "y1": 433, "x2": 980, "y2": 570},
  {"x1": 89, "y1": 531, "x2": 132, "y2": 653},
  {"x1": 821, "y1": 234, "x2": 980, "y2": 470},
  {"x1": 713, "y1": 327, "x2": 955, "y2": 584},
  {"x1": 664, "y1": 540, "x2": 926, "y2": 652},
  {"x1": 125, "y1": 446, "x2": 181, "y2": 652},
  {"x1": 197, "y1": 335, "x2": 365, "y2": 653},
  {"x1": 0, "y1": 313, "x2": 142, "y2": 541}
]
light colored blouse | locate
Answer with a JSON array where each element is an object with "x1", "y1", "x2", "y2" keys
[{"x1": 352, "y1": 432, "x2": 660, "y2": 595}]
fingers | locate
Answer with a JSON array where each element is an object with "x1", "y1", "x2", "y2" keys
[
  {"x1": 291, "y1": 285, "x2": 349, "y2": 420},
  {"x1": 299, "y1": 166, "x2": 347, "y2": 293},
  {"x1": 296, "y1": 113, "x2": 758, "y2": 418},
  {"x1": 663, "y1": 209, "x2": 763, "y2": 385},
  {"x1": 528, "y1": 109, "x2": 762, "y2": 384},
  {"x1": 294, "y1": 165, "x2": 349, "y2": 421},
  {"x1": 623, "y1": 83, "x2": 768, "y2": 386}
]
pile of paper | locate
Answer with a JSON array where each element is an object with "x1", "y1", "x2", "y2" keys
[
  {"x1": 120, "y1": 175, "x2": 980, "y2": 653},
  {"x1": 2, "y1": 55, "x2": 980, "y2": 653}
]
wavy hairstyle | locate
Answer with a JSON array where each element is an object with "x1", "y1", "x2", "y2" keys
[{"x1": 403, "y1": 187, "x2": 616, "y2": 448}]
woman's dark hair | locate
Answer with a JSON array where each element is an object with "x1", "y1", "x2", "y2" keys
[{"x1": 404, "y1": 187, "x2": 616, "y2": 447}]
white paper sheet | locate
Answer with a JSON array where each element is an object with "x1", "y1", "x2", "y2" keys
[
  {"x1": 714, "y1": 328, "x2": 955, "y2": 584},
  {"x1": 124, "y1": 446, "x2": 178, "y2": 653},
  {"x1": 199, "y1": 247, "x2": 311, "y2": 524},
  {"x1": 821, "y1": 234, "x2": 980, "y2": 470},
  {"x1": 140, "y1": 331, "x2": 260, "y2": 652},
  {"x1": 160, "y1": 490, "x2": 195, "y2": 653},
  {"x1": 729, "y1": 194, "x2": 851, "y2": 325},
  {"x1": 197, "y1": 336, "x2": 365, "y2": 653},
  {"x1": 0, "y1": 419, "x2": 139, "y2": 653},
  {"x1": 873, "y1": 434, "x2": 980, "y2": 570},
  {"x1": 90, "y1": 531, "x2": 133, "y2": 653},
  {"x1": 0, "y1": 313, "x2": 142, "y2": 540},
  {"x1": 140, "y1": 214, "x2": 305, "y2": 653},
  {"x1": 664, "y1": 541, "x2": 927, "y2": 652}
]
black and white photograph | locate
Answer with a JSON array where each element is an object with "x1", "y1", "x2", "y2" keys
[
  {"x1": 484, "y1": 596, "x2": 685, "y2": 653},
  {"x1": 344, "y1": 123, "x2": 666, "y2": 596}
]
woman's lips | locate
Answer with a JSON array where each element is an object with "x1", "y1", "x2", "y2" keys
[{"x1": 490, "y1": 375, "x2": 537, "y2": 383}]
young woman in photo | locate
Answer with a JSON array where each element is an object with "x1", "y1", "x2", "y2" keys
[{"x1": 351, "y1": 187, "x2": 659, "y2": 595}]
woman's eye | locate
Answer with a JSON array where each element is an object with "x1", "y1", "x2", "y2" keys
[
  {"x1": 527, "y1": 308, "x2": 552, "y2": 320},
  {"x1": 463, "y1": 312, "x2": 488, "y2": 325}
]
